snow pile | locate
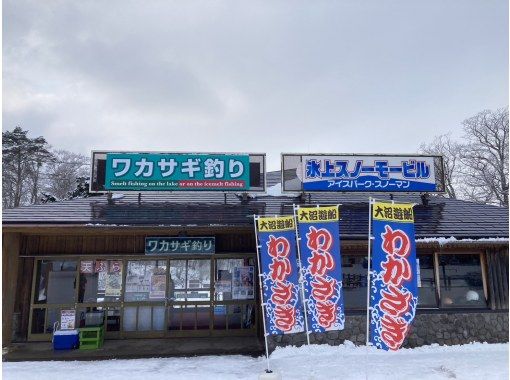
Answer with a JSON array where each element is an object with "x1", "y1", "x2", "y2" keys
[
  {"x1": 416, "y1": 236, "x2": 509, "y2": 246},
  {"x1": 264, "y1": 183, "x2": 298, "y2": 197},
  {"x1": 3, "y1": 342, "x2": 508, "y2": 380}
]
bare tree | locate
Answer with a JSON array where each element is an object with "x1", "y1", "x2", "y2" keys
[
  {"x1": 460, "y1": 108, "x2": 509, "y2": 206},
  {"x1": 44, "y1": 150, "x2": 89, "y2": 200},
  {"x1": 419, "y1": 134, "x2": 463, "y2": 199}
]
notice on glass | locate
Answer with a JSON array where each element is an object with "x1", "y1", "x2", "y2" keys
[
  {"x1": 98, "y1": 271, "x2": 107, "y2": 291},
  {"x1": 149, "y1": 274, "x2": 167, "y2": 299},
  {"x1": 105, "y1": 272, "x2": 122, "y2": 297},
  {"x1": 215, "y1": 280, "x2": 232, "y2": 294},
  {"x1": 60, "y1": 309, "x2": 76, "y2": 330},
  {"x1": 232, "y1": 266, "x2": 255, "y2": 300}
]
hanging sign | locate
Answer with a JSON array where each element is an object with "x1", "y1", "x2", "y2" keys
[
  {"x1": 295, "y1": 205, "x2": 345, "y2": 332},
  {"x1": 255, "y1": 215, "x2": 305, "y2": 334},
  {"x1": 145, "y1": 237, "x2": 215, "y2": 254},
  {"x1": 369, "y1": 201, "x2": 418, "y2": 351},
  {"x1": 281, "y1": 154, "x2": 445, "y2": 193}
]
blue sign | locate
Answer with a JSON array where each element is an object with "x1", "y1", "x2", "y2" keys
[
  {"x1": 369, "y1": 201, "x2": 418, "y2": 351},
  {"x1": 292, "y1": 155, "x2": 443, "y2": 192},
  {"x1": 145, "y1": 237, "x2": 215, "y2": 254},
  {"x1": 256, "y1": 216, "x2": 305, "y2": 335},
  {"x1": 105, "y1": 153, "x2": 250, "y2": 191},
  {"x1": 296, "y1": 206, "x2": 345, "y2": 332}
]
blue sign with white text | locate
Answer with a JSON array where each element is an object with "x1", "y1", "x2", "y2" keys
[{"x1": 301, "y1": 155, "x2": 439, "y2": 192}]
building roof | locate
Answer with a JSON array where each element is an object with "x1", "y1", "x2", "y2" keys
[{"x1": 2, "y1": 171, "x2": 509, "y2": 239}]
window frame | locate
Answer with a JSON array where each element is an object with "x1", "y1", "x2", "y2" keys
[
  {"x1": 27, "y1": 253, "x2": 258, "y2": 341},
  {"x1": 435, "y1": 251, "x2": 489, "y2": 309}
]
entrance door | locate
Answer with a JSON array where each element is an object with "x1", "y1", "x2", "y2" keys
[
  {"x1": 167, "y1": 257, "x2": 258, "y2": 337},
  {"x1": 168, "y1": 259, "x2": 212, "y2": 336},
  {"x1": 122, "y1": 259, "x2": 167, "y2": 337}
]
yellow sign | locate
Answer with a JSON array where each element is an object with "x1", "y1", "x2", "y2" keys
[
  {"x1": 372, "y1": 201, "x2": 414, "y2": 222},
  {"x1": 257, "y1": 216, "x2": 295, "y2": 232},
  {"x1": 296, "y1": 205, "x2": 339, "y2": 223}
]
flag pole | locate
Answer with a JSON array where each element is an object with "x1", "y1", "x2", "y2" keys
[
  {"x1": 365, "y1": 197, "x2": 373, "y2": 347},
  {"x1": 253, "y1": 214, "x2": 272, "y2": 373},
  {"x1": 293, "y1": 204, "x2": 311, "y2": 345},
  {"x1": 364, "y1": 197, "x2": 374, "y2": 380}
]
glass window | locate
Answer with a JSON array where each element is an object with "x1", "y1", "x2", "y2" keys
[
  {"x1": 124, "y1": 260, "x2": 167, "y2": 302},
  {"x1": 417, "y1": 255, "x2": 438, "y2": 307},
  {"x1": 34, "y1": 260, "x2": 77, "y2": 304},
  {"x1": 215, "y1": 258, "x2": 256, "y2": 301},
  {"x1": 169, "y1": 259, "x2": 211, "y2": 301},
  {"x1": 169, "y1": 260, "x2": 186, "y2": 290},
  {"x1": 342, "y1": 255, "x2": 368, "y2": 309},
  {"x1": 78, "y1": 260, "x2": 123, "y2": 303},
  {"x1": 438, "y1": 254, "x2": 486, "y2": 308}
]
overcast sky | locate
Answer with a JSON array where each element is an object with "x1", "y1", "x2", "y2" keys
[{"x1": 3, "y1": 0, "x2": 508, "y2": 170}]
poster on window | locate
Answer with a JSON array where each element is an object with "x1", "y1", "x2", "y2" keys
[
  {"x1": 60, "y1": 309, "x2": 76, "y2": 330},
  {"x1": 255, "y1": 215, "x2": 305, "y2": 335},
  {"x1": 150, "y1": 274, "x2": 167, "y2": 299},
  {"x1": 105, "y1": 271, "x2": 122, "y2": 297},
  {"x1": 97, "y1": 271, "x2": 107, "y2": 291},
  {"x1": 369, "y1": 201, "x2": 418, "y2": 351},
  {"x1": 232, "y1": 266, "x2": 255, "y2": 300},
  {"x1": 295, "y1": 205, "x2": 345, "y2": 333},
  {"x1": 94, "y1": 260, "x2": 109, "y2": 291},
  {"x1": 125, "y1": 274, "x2": 150, "y2": 293},
  {"x1": 215, "y1": 280, "x2": 232, "y2": 294}
]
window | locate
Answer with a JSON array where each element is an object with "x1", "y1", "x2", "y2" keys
[
  {"x1": 438, "y1": 254, "x2": 486, "y2": 308},
  {"x1": 342, "y1": 255, "x2": 368, "y2": 309},
  {"x1": 78, "y1": 260, "x2": 123, "y2": 303},
  {"x1": 124, "y1": 260, "x2": 167, "y2": 302},
  {"x1": 417, "y1": 254, "x2": 438, "y2": 307},
  {"x1": 169, "y1": 259, "x2": 211, "y2": 301},
  {"x1": 34, "y1": 260, "x2": 77, "y2": 305},
  {"x1": 214, "y1": 258, "x2": 255, "y2": 301}
]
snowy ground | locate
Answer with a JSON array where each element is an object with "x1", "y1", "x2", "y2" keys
[{"x1": 3, "y1": 342, "x2": 508, "y2": 380}]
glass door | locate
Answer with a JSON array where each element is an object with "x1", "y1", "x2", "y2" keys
[
  {"x1": 168, "y1": 259, "x2": 212, "y2": 336},
  {"x1": 122, "y1": 259, "x2": 168, "y2": 337},
  {"x1": 212, "y1": 258, "x2": 257, "y2": 336},
  {"x1": 29, "y1": 260, "x2": 78, "y2": 341}
]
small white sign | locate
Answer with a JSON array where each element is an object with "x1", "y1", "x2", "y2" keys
[{"x1": 60, "y1": 309, "x2": 76, "y2": 330}]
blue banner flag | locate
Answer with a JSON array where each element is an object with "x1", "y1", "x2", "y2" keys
[
  {"x1": 369, "y1": 201, "x2": 418, "y2": 350},
  {"x1": 256, "y1": 216, "x2": 305, "y2": 335},
  {"x1": 296, "y1": 206, "x2": 345, "y2": 332}
]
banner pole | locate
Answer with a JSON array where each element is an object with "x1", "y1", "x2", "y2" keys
[
  {"x1": 293, "y1": 204, "x2": 311, "y2": 345},
  {"x1": 365, "y1": 197, "x2": 373, "y2": 347},
  {"x1": 253, "y1": 214, "x2": 272, "y2": 373}
]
